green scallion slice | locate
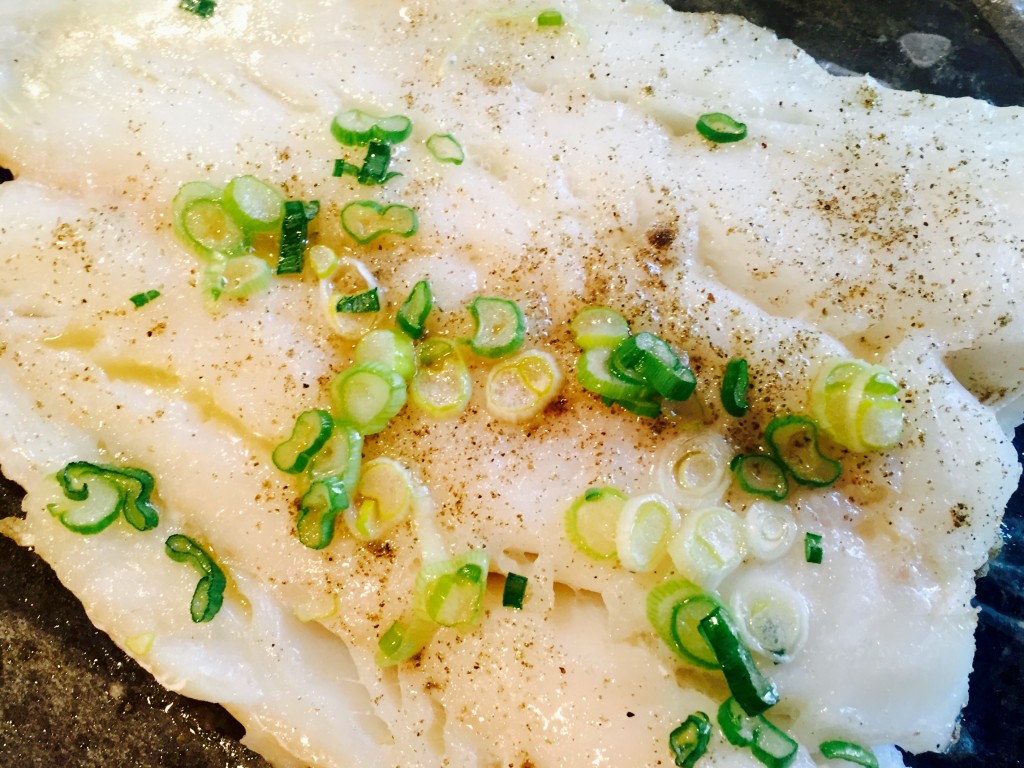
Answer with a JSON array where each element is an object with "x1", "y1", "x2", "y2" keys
[
  {"x1": 696, "y1": 112, "x2": 748, "y2": 143},
  {"x1": 416, "y1": 549, "x2": 490, "y2": 628},
  {"x1": 809, "y1": 358, "x2": 903, "y2": 452},
  {"x1": 611, "y1": 332, "x2": 696, "y2": 401},
  {"x1": 502, "y1": 573, "x2": 528, "y2": 609},
  {"x1": 467, "y1": 296, "x2": 526, "y2": 358},
  {"x1": 130, "y1": 289, "x2": 161, "y2": 308},
  {"x1": 536, "y1": 9, "x2": 564, "y2": 26},
  {"x1": 178, "y1": 198, "x2": 248, "y2": 260},
  {"x1": 576, "y1": 347, "x2": 656, "y2": 403},
  {"x1": 601, "y1": 394, "x2": 663, "y2": 418},
  {"x1": 306, "y1": 422, "x2": 363, "y2": 491},
  {"x1": 397, "y1": 280, "x2": 433, "y2": 339},
  {"x1": 215, "y1": 254, "x2": 274, "y2": 298},
  {"x1": 330, "y1": 361, "x2": 407, "y2": 435},
  {"x1": 804, "y1": 532, "x2": 823, "y2": 564},
  {"x1": 646, "y1": 578, "x2": 720, "y2": 669},
  {"x1": 340, "y1": 200, "x2": 418, "y2": 244},
  {"x1": 347, "y1": 457, "x2": 415, "y2": 541},
  {"x1": 570, "y1": 306, "x2": 630, "y2": 350},
  {"x1": 277, "y1": 199, "x2": 318, "y2": 275},
  {"x1": 669, "y1": 712, "x2": 712, "y2": 768},
  {"x1": 717, "y1": 698, "x2": 798, "y2": 768},
  {"x1": 410, "y1": 338, "x2": 471, "y2": 419},
  {"x1": 56, "y1": 462, "x2": 160, "y2": 533},
  {"x1": 819, "y1": 740, "x2": 879, "y2": 768},
  {"x1": 425, "y1": 133, "x2": 465, "y2": 165},
  {"x1": 565, "y1": 487, "x2": 627, "y2": 560},
  {"x1": 331, "y1": 109, "x2": 413, "y2": 146},
  {"x1": 102, "y1": 466, "x2": 161, "y2": 532},
  {"x1": 297, "y1": 476, "x2": 349, "y2": 550},
  {"x1": 730, "y1": 454, "x2": 789, "y2": 501},
  {"x1": 698, "y1": 607, "x2": 779, "y2": 716},
  {"x1": 272, "y1": 409, "x2": 334, "y2": 474},
  {"x1": 222, "y1": 175, "x2": 285, "y2": 232},
  {"x1": 179, "y1": 0, "x2": 216, "y2": 18},
  {"x1": 721, "y1": 358, "x2": 750, "y2": 417},
  {"x1": 764, "y1": 414, "x2": 841, "y2": 487},
  {"x1": 336, "y1": 287, "x2": 381, "y2": 314},
  {"x1": 164, "y1": 534, "x2": 226, "y2": 623},
  {"x1": 358, "y1": 139, "x2": 399, "y2": 185},
  {"x1": 49, "y1": 472, "x2": 124, "y2": 535},
  {"x1": 376, "y1": 614, "x2": 437, "y2": 667},
  {"x1": 354, "y1": 329, "x2": 416, "y2": 381}
]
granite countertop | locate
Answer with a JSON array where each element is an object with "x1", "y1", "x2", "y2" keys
[{"x1": 0, "y1": 1, "x2": 1022, "y2": 766}]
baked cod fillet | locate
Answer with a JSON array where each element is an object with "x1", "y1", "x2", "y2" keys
[{"x1": 0, "y1": 0, "x2": 1021, "y2": 765}]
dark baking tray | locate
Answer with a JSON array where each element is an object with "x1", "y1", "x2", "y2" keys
[{"x1": 1, "y1": 1, "x2": 1022, "y2": 765}]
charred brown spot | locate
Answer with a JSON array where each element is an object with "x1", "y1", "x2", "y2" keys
[{"x1": 646, "y1": 223, "x2": 677, "y2": 250}]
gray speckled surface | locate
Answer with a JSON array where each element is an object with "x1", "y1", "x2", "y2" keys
[{"x1": 0, "y1": 1, "x2": 1021, "y2": 766}]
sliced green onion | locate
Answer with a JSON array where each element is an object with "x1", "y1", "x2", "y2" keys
[
  {"x1": 657, "y1": 431, "x2": 732, "y2": 510},
  {"x1": 565, "y1": 487, "x2": 627, "y2": 560},
  {"x1": 764, "y1": 414, "x2": 841, "y2": 487},
  {"x1": 336, "y1": 287, "x2": 381, "y2": 314},
  {"x1": 485, "y1": 349, "x2": 563, "y2": 422},
  {"x1": 611, "y1": 332, "x2": 696, "y2": 401},
  {"x1": 396, "y1": 280, "x2": 433, "y2": 339},
  {"x1": 669, "y1": 712, "x2": 712, "y2": 768},
  {"x1": 743, "y1": 501, "x2": 797, "y2": 561},
  {"x1": 809, "y1": 358, "x2": 903, "y2": 452},
  {"x1": 308, "y1": 244, "x2": 339, "y2": 279},
  {"x1": 646, "y1": 578, "x2": 720, "y2": 669},
  {"x1": 164, "y1": 534, "x2": 226, "y2": 623},
  {"x1": 502, "y1": 572, "x2": 528, "y2": 609},
  {"x1": 467, "y1": 296, "x2": 526, "y2": 358},
  {"x1": 728, "y1": 575, "x2": 809, "y2": 663},
  {"x1": 277, "y1": 199, "x2": 318, "y2": 275},
  {"x1": 717, "y1": 698, "x2": 798, "y2": 768},
  {"x1": 697, "y1": 112, "x2": 748, "y2": 143},
  {"x1": 804, "y1": 532, "x2": 823, "y2": 564},
  {"x1": 601, "y1": 394, "x2": 663, "y2": 418},
  {"x1": 49, "y1": 472, "x2": 123, "y2": 535},
  {"x1": 130, "y1": 289, "x2": 161, "y2": 308},
  {"x1": 178, "y1": 198, "x2": 247, "y2": 259},
  {"x1": 360, "y1": 139, "x2": 399, "y2": 185},
  {"x1": 340, "y1": 200, "x2": 418, "y2": 244},
  {"x1": 410, "y1": 338, "x2": 471, "y2": 419},
  {"x1": 333, "y1": 159, "x2": 359, "y2": 178},
  {"x1": 272, "y1": 409, "x2": 334, "y2": 474},
  {"x1": 347, "y1": 457, "x2": 415, "y2": 540},
  {"x1": 819, "y1": 740, "x2": 879, "y2": 768},
  {"x1": 536, "y1": 9, "x2": 563, "y2": 26},
  {"x1": 306, "y1": 422, "x2": 363, "y2": 491},
  {"x1": 615, "y1": 493, "x2": 680, "y2": 573},
  {"x1": 320, "y1": 256, "x2": 380, "y2": 338},
  {"x1": 721, "y1": 358, "x2": 750, "y2": 417},
  {"x1": 730, "y1": 454, "x2": 788, "y2": 501},
  {"x1": 297, "y1": 476, "x2": 349, "y2": 550},
  {"x1": 425, "y1": 133, "x2": 465, "y2": 165},
  {"x1": 416, "y1": 549, "x2": 490, "y2": 628},
  {"x1": 377, "y1": 614, "x2": 437, "y2": 667},
  {"x1": 56, "y1": 462, "x2": 160, "y2": 533},
  {"x1": 576, "y1": 346, "x2": 655, "y2": 403},
  {"x1": 570, "y1": 306, "x2": 630, "y2": 350},
  {"x1": 667, "y1": 506, "x2": 746, "y2": 589},
  {"x1": 211, "y1": 254, "x2": 274, "y2": 299},
  {"x1": 179, "y1": 0, "x2": 216, "y2": 17},
  {"x1": 330, "y1": 361, "x2": 407, "y2": 435},
  {"x1": 355, "y1": 329, "x2": 416, "y2": 380},
  {"x1": 331, "y1": 109, "x2": 413, "y2": 146},
  {"x1": 222, "y1": 175, "x2": 285, "y2": 232},
  {"x1": 699, "y1": 607, "x2": 779, "y2": 716}
]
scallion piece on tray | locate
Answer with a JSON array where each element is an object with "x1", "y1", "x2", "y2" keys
[
  {"x1": 277, "y1": 199, "x2": 318, "y2": 274},
  {"x1": 611, "y1": 332, "x2": 696, "y2": 401},
  {"x1": 764, "y1": 414, "x2": 841, "y2": 487},
  {"x1": 730, "y1": 454, "x2": 789, "y2": 501},
  {"x1": 819, "y1": 740, "x2": 879, "y2": 768},
  {"x1": 669, "y1": 712, "x2": 712, "y2": 768},
  {"x1": 377, "y1": 615, "x2": 437, "y2": 667},
  {"x1": 570, "y1": 306, "x2": 630, "y2": 350},
  {"x1": 222, "y1": 174, "x2": 285, "y2": 232},
  {"x1": 416, "y1": 549, "x2": 490, "y2": 628},
  {"x1": 502, "y1": 573, "x2": 528, "y2": 609},
  {"x1": 340, "y1": 200, "x2": 418, "y2": 244},
  {"x1": 213, "y1": 254, "x2": 274, "y2": 298},
  {"x1": 331, "y1": 109, "x2": 413, "y2": 146},
  {"x1": 179, "y1": 0, "x2": 216, "y2": 18},
  {"x1": 55, "y1": 461, "x2": 160, "y2": 533},
  {"x1": 336, "y1": 287, "x2": 381, "y2": 314},
  {"x1": 306, "y1": 422, "x2": 363, "y2": 492},
  {"x1": 717, "y1": 697, "x2": 798, "y2": 768},
  {"x1": 164, "y1": 534, "x2": 226, "y2": 623},
  {"x1": 425, "y1": 133, "x2": 465, "y2": 165},
  {"x1": 565, "y1": 486, "x2": 627, "y2": 560},
  {"x1": 397, "y1": 280, "x2": 433, "y2": 339},
  {"x1": 536, "y1": 9, "x2": 564, "y2": 26},
  {"x1": 347, "y1": 457, "x2": 415, "y2": 541},
  {"x1": 646, "y1": 578, "x2": 720, "y2": 669},
  {"x1": 467, "y1": 296, "x2": 526, "y2": 358},
  {"x1": 130, "y1": 289, "x2": 161, "y2": 308},
  {"x1": 354, "y1": 329, "x2": 416, "y2": 380},
  {"x1": 297, "y1": 476, "x2": 349, "y2": 550},
  {"x1": 698, "y1": 607, "x2": 779, "y2": 716},
  {"x1": 696, "y1": 112, "x2": 748, "y2": 143},
  {"x1": 809, "y1": 358, "x2": 903, "y2": 452},
  {"x1": 272, "y1": 409, "x2": 334, "y2": 474},
  {"x1": 330, "y1": 361, "x2": 407, "y2": 435},
  {"x1": 721, "y1": 357, "x2": 750, "y2": 416},
  {"x1": 576, "y1": 346, "x2": 656, "y2": 403},
  {"x1": 410, "y1": 338, "x2": 471, "y2": 419},
  {"x1": 804, "y1": 532, "x2": 823, "y2": 564},
  {"x1": 485, "y1": 349, "x2": 563, "y2": 422},
  {"x1": 615, "y1": 493, "x2": 680, "y2": 573},
  {"x1": 177, "y1": 197, "x2": 247, "y2": 260}
]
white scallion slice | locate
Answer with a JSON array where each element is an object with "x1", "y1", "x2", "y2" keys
[
  {"x1": 425, "y1": 133, "x2": 465, "y2": 165},
  {"x1": 306, "y1": 422, "x2": 363, "y2": 491},
  {"x1": 415, "y1": 549, "x2": 490, "y2": 628},
  {"x1": 809, "y1": 358, "x2": 903, "y2": 452},
  {"x1": 667, "y1": 505, "x2": 746, "y2": 588},
  {"x1": 570, "y1": 306, "x2": 630, "y2": 350},
  {"x1": 319, "y1": 256, "x2": 381, "y2": 338},
  {"x1": 410, "y1": 338, "x2": 471, "y2": 419},
  {"x1": 615, "y1": 493, "x2": 680, "y2": 572},
  {"x1": 355, "y1": 329, "x2": 416, "y2": 381},
  {"x1": 485, "y1": 349, "x2": 563, "y2": 422},
  {"x1": 330, "y1": 361, "x2": 407, "y2": 435},
  {"x1": 308, "y1": 244, "x2": 340, "y2": 279},
  {"x1": 376, "y1": 613, "x2": 437, "y2": 667},
  {"x1": 726, "y1": 574, "x2": 809, "y2": 663},
  {"x1": 743, "y1": 501, "x2": 797, "y2": 561},
  {"x1": 657, "y1": 431, "x2": 733, "y2": 511},
  {"x1": 565, "y1": 487, "x2": 627, "y2": 560},
  {"x1": 215, "y1": 254, "x2": 274, "y2": 298},
  {"x1": 346, "y1": 457, "x2": 415, "y2": 541}
]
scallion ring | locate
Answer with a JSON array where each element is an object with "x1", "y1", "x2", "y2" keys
[
  {"x1": 565, "y1": 487, "x2": 627, "y2": 560},
  {"x1": 699, "y1": 607, "x2": 779, "y2": 716},
  {"x1": 615, "y1": 493, "x2": 680, "y2": 573},
  {"x1": 346, "y1": 457, "x2": 416, "y2": 541},
  {"x1": 668, "y1": 712, "x2": 712, "y2": 768},
  {"x1": 425, "y1": 133, "x2": 465, "y2": 165},
  {"x1": 696, "y1": 112, "x2": 748, "y2": 143},
  {"x1": 415, "y1": 549, "x2": 490, "y2": 628},
  {"x1": 721, "y1": 358, "x2": 750, "y2": 417},
  {"x1": 222, "y1": 174, "x2": 285, "y2": 232},
  {"x1": 764, "y1": 414, "x2": 841, "y2": 487},
  {"x1": 297, "y1": 476, "x2": 349, "y2": 550},
  {"x1": 272, "y1": 409, "x2": 334, "y2": 474},
  {"x1": 340, "y1": 200, "x2": 418, "y2": 244},
  {"x1": 656, "y1": 431, "x2": 733, "y2": 510},
  {"x1": 355, "y1": 329, "x2": 417, "y2": 381},
  {"x1": 819, "y1": 740, "x2": 879, "y2": 768},
  {"x1": 396, "y1": 280, "x2": 433, "y2": 339},
  {"x1": 743, "y1": 501, "x2": 797, "y2": 561},
  {"x1": 726, "y1": 573, "x2": 809, "y2": 663},
  {"x1": 485, "y1": 349, "x2": 563, "y2": 422},
  {"x1": 410, "y1": 338, "x2": 471, "y2": 419},
  {"x1": 730, "y1": 454, "x2": 788, "y2": 501},
  {"x1": 570, "y1": 306, "x2": 630, "y2": 350},
  {"x1": 666, "y1": 506, "x2": 746, "y2": 588},
  {"x1": 467, "y1": 296, "x2": 526, "y2": 358},
  {"x1": 330, "y1": 361, "x2": 407, "y2": 435},
  {"x1": 164, "y1": 534, "x2": 226, "y2": 623},
  {"x1": 646, "y1": 578, "x2": 720, "y2": 669},
  {"x1": 331, "y1": 108, "x2": 413, "y2": 146}
]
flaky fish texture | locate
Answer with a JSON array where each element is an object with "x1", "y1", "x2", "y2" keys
[{"x1": 0, "y1": 1, "x2": 1021, "y2": 766}]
